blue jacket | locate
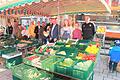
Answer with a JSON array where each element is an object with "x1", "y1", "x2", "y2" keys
[{"x1": 109, "y1": 46, "x2": 120, "y2": 63}]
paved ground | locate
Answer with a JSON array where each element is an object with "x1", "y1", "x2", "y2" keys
[
  {"x1": 94, "y1": 55, "x2": 120, "y2": 80},
  {"x1": 0, "y1": 65, "x2": 12, "y2": 80}
]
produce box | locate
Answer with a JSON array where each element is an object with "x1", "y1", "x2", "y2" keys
[
  {"x1": 11, "y1": 64, "x2": 32, "y2": 79},
  {"x1": 23, "y1": 54, "x2": 50, "y2": 68},
  {"x1": 35, "y1": 45, "x2": 47, "y2": 54},
  {"x1": 42, "y1": 56, "x2": 63, "y2": 72},
  {"x1": 0, "y1": 47, "x2": 16, "y2": 56},
  {"x1": 55, "y1": 41, "x2": 65, "y2": 46},
  {"x1": 66, "y1": 39, "x2": 78, "y2": 45},
  {"x1": 2, "y1": 47, "x2": 16, "y2": 55},
  {"x1": 13, "y1": 75, "x2": 21, "y2": 80},
  {"x1": 76, "y1": 51, "x2": 96, "y2": 62},
  {"x1": 56, "y1": 47, "x2": 78, "y2": 57},
  {"x1": 85, "y1": 42, "x2": 101, "y2": 55},
  {"x1": 5, "y1": 55, "x2": 22, "y2": 69},
  {"x1": 76, "y1": 40, "x2": 90, "y2": 45},
  {"x1": 0, "y1": 47, "x2": 6, "y2": 56},
  {"x1": 43, "y1": 47, "x2": 57, "y2": 55},
  {"x1": 75, "y1": 44, "x2": 88, "y2": 51},
  {"x1": 72, "y1": 60, "x2": 94, "y2": 80},
  {"x1": 55, "y1": 58, "x2": 77, "y2": 76},
  {"x1": 23, "y1": 68, "x2": 46, "y2": 80}
]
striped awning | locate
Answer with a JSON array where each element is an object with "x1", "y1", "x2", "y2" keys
[{"x1": 0, "y1": 0, "x2": 111, "y2": 16}]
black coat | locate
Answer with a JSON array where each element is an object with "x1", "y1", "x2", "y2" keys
[
  {"x1": 6, "y1": 26, "x2": 13, "y2": 35},
  {"x1": 34, "y1": 26, "x2": 45, "y2": 39},
  {"x1": 82, "y1": 22, "x2": 96, "y2": 40}
]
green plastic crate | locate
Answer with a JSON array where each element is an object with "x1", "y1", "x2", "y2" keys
[
  {"x1": 55, "y1": 41, "x2": 65, "y2": 46},
  {"x1": 35, "y1": 46, "x2": 47, "y2": 55},
  {"x1": 6, "y1": 55, "x2": 22, "y2": 69},
  {"x1": 11, "y1": 64, "x2": 33, "y2": 79},
  {"x1": 77, "y1": 40, "x2": 90, "y2": 45},
  {"x1": 0, "y1": 47, "x2": 16, "y2": 56},
  {"x1": 56, "y1": 47, "x2": 78, "y2": 57},
  {"x1": 23, "y1": 68, "x2": 46, "y2": 80},
  {"x1": 2, "y1": 48, "x2": 16, "y2": 55},
  {"x1": 42, "y1": 56, "x2": 63, "y2": 72},
  {"x1": 75, "y1": 45, "x2": 88, "y2": 51},
  {"x1": 23, "y1": 54, "x2": 49, "y2": 66},
  {"x1": 12, "y1": 75, "x2": 21, "y2": 80},
  {"x1": 55, "y1": 58, "x2": 76, "y2": 76},
  {"x1": 72, "y1": 60, "x2": 94, "y2": 80}
]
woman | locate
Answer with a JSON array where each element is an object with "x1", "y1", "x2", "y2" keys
[
  {"x1": 72, "y1": 23, "x2": 82, "y2": 40},
  {"x1": 61, "y1": 19, "x2": 72, "y2": 40},
  {"x1": 43, "y1": 25, "x2": 51, "y2": 44},
  {"x1": 28, "y1": 21, "x2": 36, "y2": 38}
]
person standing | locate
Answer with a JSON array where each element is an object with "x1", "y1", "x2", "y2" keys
[
  {"x1": 34, "y1": 21, "x2": 45, "y2": 44},
  {"x1": 109, "y1": 40, "x2": 120, "y2": 72},
  {"x1": 43, "y1": 25, "x2": 51, "y2": 44},
  {"x1": 61, "y1": 19, "x2": 72, "y2": 40},
  {"x1": 72, "y1": 23, "x2": 82, "y2": 40},
  {"x1": 6, "y1": 22, "x2": 13, "y2": 36},
  {"x1": 28, "y1": 21, "x2": 36, "y2": 38},
  {"x1": 82, "y1": 16, "x2": 96, "y2": 40},
  {"x1": 49, "y1": 17, "x2": 59, "y2": 43}
]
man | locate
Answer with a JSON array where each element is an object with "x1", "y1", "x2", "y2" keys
[
  {"x1": 6, "y1": 22, "x2": 13, "y2": 36},
  {"x1": 34, "y1": 21, "x2": 45, "y2": 44},
  {"x1": 49, "y1": 17, "x2": 59, "y2": 43},
  {"x1": 82, "y1": 16, "x2": 96, "y2": 40},
  {"x1": 109, "y1": 40, "x2": 120, "y2": 72}
]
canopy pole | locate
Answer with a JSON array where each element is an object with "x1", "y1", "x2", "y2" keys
[
  {"x1": 57, "y1": 0, "x2": 60, "y2": 39},
  {"x1": 57, "y1": 0, "x2": 60, "y2": 25}
]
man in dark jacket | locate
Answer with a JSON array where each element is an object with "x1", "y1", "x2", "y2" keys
[
  {"x1": 49, "y1": 17, "x2": 59, "y2": 43},
  {"x1": 6, "y1": 22, "x2": 13, "y2": 36},
  {"x1": 34, "y1": 21, "x2": 45, "y2": 44},
  {"x1": 82, "y1": 16, "x2": 96, "y2": 40}
]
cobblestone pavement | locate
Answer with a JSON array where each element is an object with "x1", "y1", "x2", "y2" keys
[
  {"x1": 0, "y1": 65, "x2": 12, "y2": 80},
  {"x1": 94, "y1": 55, "x2": 120, "y2": 80}
]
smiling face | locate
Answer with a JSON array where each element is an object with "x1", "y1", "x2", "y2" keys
[
  {"x1": 75, "y1": 23, "x2": 79, "y2": 28},
  {"x1": 64, "y1": 19, "x2": 69, "y2": 27},
  {"x1": 51, "y1": 18, "x2": 57, "y2": 25},
  {"x1": 85, "y1": 16, "x2": 90, "y2": 23}
]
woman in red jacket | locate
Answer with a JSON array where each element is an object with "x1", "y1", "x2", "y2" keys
[{"x1": 72, "y1": 23, "x2": 82, "y2": 40}]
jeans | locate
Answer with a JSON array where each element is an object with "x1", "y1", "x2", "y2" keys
[{"x1": 109, "y1": 60, "x2": 118, "y2": 72}]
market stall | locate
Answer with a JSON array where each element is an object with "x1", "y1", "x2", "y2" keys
[{"x1": 0, "y1": 0, "x2": 112, "y2": 80}]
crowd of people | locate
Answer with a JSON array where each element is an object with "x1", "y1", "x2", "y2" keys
[{"x1": 5, "y1": 16, "x2": 96, "y2": 44}]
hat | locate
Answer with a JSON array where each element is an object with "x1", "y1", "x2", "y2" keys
[
  {"x1": 50, "y1": 16, "x2": 57, "y2": 19},
  {"x1": 114, "y1": 40, "x2": 120, "y2": 46}
]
